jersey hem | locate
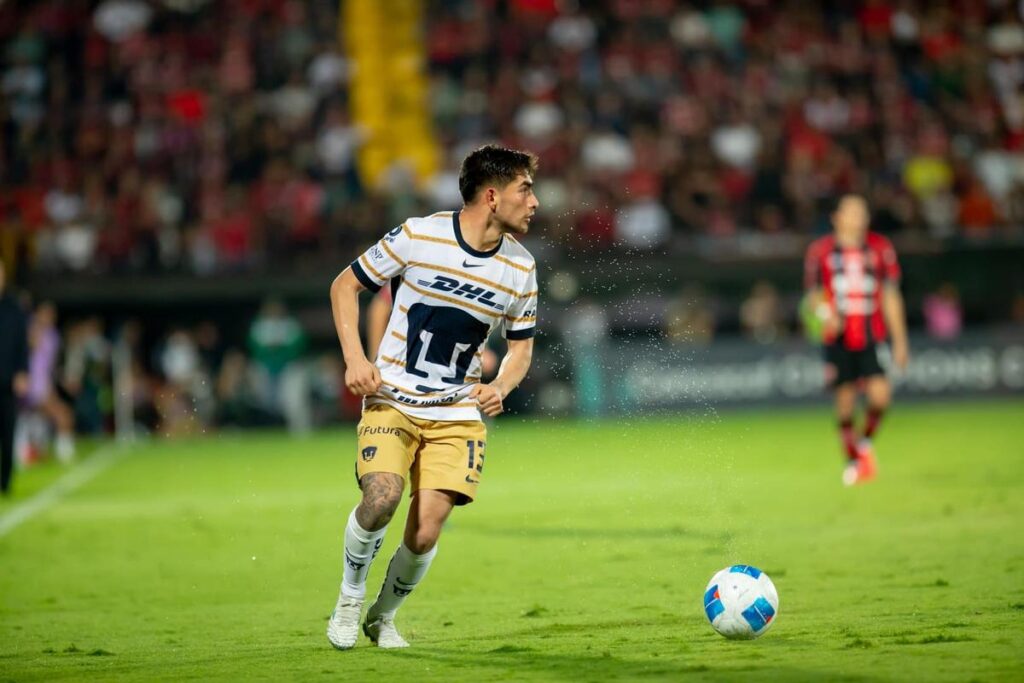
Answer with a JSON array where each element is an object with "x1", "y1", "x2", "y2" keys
[{"x1": 364, "y1": 395, "x2": 483, "y2": 422}]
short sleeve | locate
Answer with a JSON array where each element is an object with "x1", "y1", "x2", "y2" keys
[
  {"x1": 504, "y1": 266, "x2": 538, "y2": 340},
  {"x1": 350, "y1": 224, "x2": 413, "y2": 292}
]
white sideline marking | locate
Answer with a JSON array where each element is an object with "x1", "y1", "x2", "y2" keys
[{"x1": 0, "y1": 443, "x2": 129, "y2": 538}]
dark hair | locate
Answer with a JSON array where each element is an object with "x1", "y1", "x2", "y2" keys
[{"x1": 458, "y1": 144, "x2": 539, "y2": 203}]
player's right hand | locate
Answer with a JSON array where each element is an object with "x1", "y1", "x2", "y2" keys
[{"x1": 345, "y1": 357, "x2": 381, "y2": 396}]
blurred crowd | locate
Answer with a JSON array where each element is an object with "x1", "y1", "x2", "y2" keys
[
  {"x1": 8, "y1": 293, "x2": 359, "y2": 464},
  {"x1": 2, "y1": 0, "x2": 1024, "y2": 282},
  {"x1": 0, "y1": 272, "x2": 993, "y2": 463},
  {"x1": 438, "y1": 0, "x2": 1024, "y2": 248}
]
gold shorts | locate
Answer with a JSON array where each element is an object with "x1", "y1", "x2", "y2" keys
[{"x1": 355, "y1": 403, "x2": 487, "y2": 505}]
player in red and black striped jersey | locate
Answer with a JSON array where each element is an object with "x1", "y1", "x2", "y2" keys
[{"x1": 804, "y1": 195, "x2": 910, "y2": 485}]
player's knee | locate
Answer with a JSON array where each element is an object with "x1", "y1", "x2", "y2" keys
[
  {"x1": 357, "y1": 495, "x2": 401, "y2": 530},
  {"x1": 405, "y1": 526, "x2": 440, "y2": 555},
  {"x1": 357, "y1": 502, "x2": 398, "y2": 531},
  {"x1": 867, "y1": 382, "x2": 891, "y2": 409}
]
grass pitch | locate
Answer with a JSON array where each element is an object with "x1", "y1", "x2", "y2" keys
[{"x1": 1, "y1": 400, "x2": 1023, "y2": 681}]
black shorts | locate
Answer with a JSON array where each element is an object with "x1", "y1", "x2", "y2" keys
[{"x1": 824, "y1": 343, "x2": 887, "y2": 388}]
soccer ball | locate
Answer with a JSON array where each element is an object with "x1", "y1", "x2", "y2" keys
[{"x1": 703, "y1": 565, "x2": 779, "y2": 640}]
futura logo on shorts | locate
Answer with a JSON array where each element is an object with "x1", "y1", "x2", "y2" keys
[
  {"x1": 361, "y1": 446, "x2": 377, "y2": 462},
  {"x1": 358, "y1": 426, "x2": 402, "y2": 437}
]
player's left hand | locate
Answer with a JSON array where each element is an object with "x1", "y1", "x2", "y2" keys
[{"x1": 469, "y1": 383, "x2": 504, "y2": 417}]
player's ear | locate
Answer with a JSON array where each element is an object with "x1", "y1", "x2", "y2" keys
[{"x1": 485, "y1": 186, "x2": 498, "y2": 211}]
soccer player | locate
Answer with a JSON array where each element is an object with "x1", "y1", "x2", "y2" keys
[
  {"x1": 326, "y1": 145, "x2": 539, "y2": 649},
  {"x1": 804, "y1": 194, "x2": 909, "y2": 486}
]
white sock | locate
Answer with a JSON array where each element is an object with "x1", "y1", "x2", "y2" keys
[
  {"x1": 367, "y1": 543, "x2": 437, "y2": 621},
  {"x1": 340, "y1": 508, "x2": 388, "y2": 600}
]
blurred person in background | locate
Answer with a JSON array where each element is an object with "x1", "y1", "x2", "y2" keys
[
  {"x1": 155, "y1": 329, "x2": 213, "y2": 438},
  {"x1": 664, "y1": 285, "x2": 715, "y2": 346},
  {"x1": 740, "y1": 280, "x2": 785, "y2": 344},
  {"x1": 62, "y1": 318, "x2": 111, "y2": 435},
  {"x1": 0, "y1": 261, "x2": 29, "y2": 496},
  {"x1": 115, "y1": 320, "x2": 159, "y2": 436},
  {"x1": 923, "y1": 283, "x2": 963, "y2": 340},
  {"x1": 25, "y1": 301, "x2": 75, "y2": 462},
  {"x1": 804, "y1": 195, "x2": 909, "y2": 486},
  {"x1": 214, "y1": 348, "x2": 275, "y2": 429},
  {"x1": 248, "y1": 298, "x2": 311, "y2": 434}
]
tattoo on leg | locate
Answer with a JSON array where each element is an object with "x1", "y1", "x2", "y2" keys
[{"x1": 357, "y1": 472, "x2": 404, "y2": 530}]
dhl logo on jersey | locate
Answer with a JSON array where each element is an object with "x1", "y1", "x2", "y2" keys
[{"x1": 415, "y1": 275, "x2": 507, "y2": 312}]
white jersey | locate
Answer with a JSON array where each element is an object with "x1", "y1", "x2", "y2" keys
[{"x1": 350, "y1": 210, "x2": 538, "y2": 421}]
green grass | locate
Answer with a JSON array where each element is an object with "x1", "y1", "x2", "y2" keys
[{"x1": 1, "y1": 400, "x2": 1023, "y2": 681}]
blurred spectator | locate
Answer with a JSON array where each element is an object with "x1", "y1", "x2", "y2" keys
[
  {"x1": 62, "y1": 318, "x2": 111, "y2": 434},
  {"x1": 317, "y1": 105, "x2": 364, "y2": 178},
  {"x1": 957, "y1": 175, "x2": 1000, "y2": 235},
  {"x1": 155, "y1": 328, "x2": 214, "y2": 437},
  {"x1": 615, "y1": 196, "x2": 671, "y2": 249},
  {"x1": 115, "y1": 320, "x2": 158, "y2": 436},
  {"x1": 24, "y1": 302, "x2": 75, "y2": 461},
  {"x1": 215, "y1": 348, "x2": 275, "y2": 428},
  {"x1": 664, "y1": 286, "x2": 715, "y2": 345},
  {"x1": 923, "y1": 283, "x2": 963, "y2": 340},
  {"x1": 93, "y1": 0, "x2": 153, "y2": 43},
  {"x1": 248, "y1": 298, "x2": 311, "y2": 434},
  {"x1": 2, "y1": 0, "x2": 1024, "y2": 284},
  {"x1": 710, "y1": 110, "x2": 761, "y2": 171},
  {"x1": 740, "y1": 280, "x2": 785, "y2": 344}
]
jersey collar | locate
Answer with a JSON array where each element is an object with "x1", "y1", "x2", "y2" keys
[{"x1": 453, "y1": 210, "x2": 503, "y2": 258}]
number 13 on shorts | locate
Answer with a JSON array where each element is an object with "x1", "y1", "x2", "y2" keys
[{"x1": 467, "y1": 440, "x2": 485, "y2": 475}]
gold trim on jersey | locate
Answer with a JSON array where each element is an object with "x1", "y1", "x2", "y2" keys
[
  {"x1": 408, "y1": 260, "x2": 519, "y2": 297},
  {"x1": 391, "y1": 331, "x2": 407, "y2": 342},
  {"x1": 402, "y1": 278, "x2": 502, "y2": 319},
  {"x1": 518, "y1": 289, "x2": 538, "y2": 298},
  {"x1": 381, "y1": 355, "x2": 407, "y2": 367},
  {"x1": 399, "y1": 305, "x2": 409, "y2": 314},
  {"x1": 378, "y1": 239, "x2": 406, "y2": 267},
  {"x1": 410, "y1": 233, "x2": 461, "y2": 248},
  {"x1": 359, "y1": 254, "x2": 387, "y2": 282},
  {"x1": 494, "y1": 254, "x2": 534, "y2": 273},
  {"x1": 505, "y1": 314, "x2": 537, "y2": 323},
  {"x1": 404, "y1": 225, "x2": 534, "y2": 274}
]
